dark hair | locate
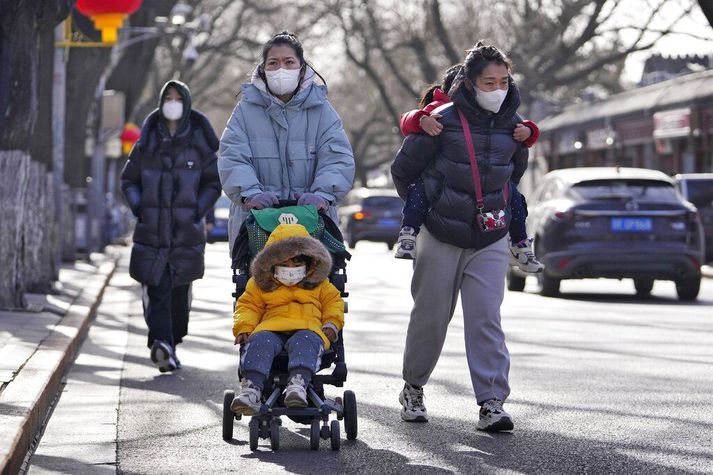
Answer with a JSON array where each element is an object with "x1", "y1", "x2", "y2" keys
[
  {"x1": 463, "y1": 41, "x2": 512, "y2": 82},
  {"x1": 256, "y1": 31, "x2": 327, "y2": 95},
  {"x1": 418, "y1": 64, "x2": 463, "y2": 108},
  {"x1": 261, "y1": 31, "x2": 305, "y2": 66}
]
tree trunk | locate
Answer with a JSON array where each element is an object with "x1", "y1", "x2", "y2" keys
[
  {"x1": 0, "y1": 152, "x2": 30, "y2": 309},
  {"x1": 64, "y1": 47, "x2": 111, "y2": 188},
  {"x1": 0, "y1": 0, "x2": 73, "y2": 308},
  {"x1": 23, "y1": 162, "x2": 56, "y2": 293}
]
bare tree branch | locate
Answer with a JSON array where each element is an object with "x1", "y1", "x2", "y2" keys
[{"x1": 429, "y1": 0, "x2": 460, "y2": 65}]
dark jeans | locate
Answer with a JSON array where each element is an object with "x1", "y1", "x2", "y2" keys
[
  {"x1": 401, "y1": 179, "x2": 528, "y2": 243},
  {"x1": 142, "y1": 265, "x2": 192, "y2": 349},
  {"x1": 241, "y1": 330, "x2": 324, "y2": 390}
]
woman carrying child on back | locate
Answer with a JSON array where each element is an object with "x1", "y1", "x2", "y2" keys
[
  {"x1": 230, "y1": 223, "x2": 344, "y2": 415},
  {"x1": 392, "y1": 42, "x2": 533, "y2": 431},
  {"x1": 395, "y1": 63, "x2": 543, "y2": 274}
]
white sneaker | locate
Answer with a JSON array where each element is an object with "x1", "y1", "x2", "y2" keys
[
  {"x1": 509, "y1": 237, "x2": 544, "y2": 273},
  {"x1": 284, "y1": 374, "x2": 308, "y2": 407},
  {"x1": 476, "y1": 399, "x2": 514, "y2": 432},
  {"x1": 231, "y1": 379, "x2": 262, "y2": 416},
  {"x1": 150, "y1": 339, "x2": 177, "y2": 373},
  {"x1": 399, "y1": 383, "x2": 428, "y2": 422},
  {"x1": 395, "y1": 226, "x2": 417, "y2": 259}
]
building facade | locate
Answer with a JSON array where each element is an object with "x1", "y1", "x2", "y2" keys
[{"x1": 535, "y1": 69, "x2": 713, "y2": 177}]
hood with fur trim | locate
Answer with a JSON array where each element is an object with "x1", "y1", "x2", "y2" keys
[{"x1": 250, "y1": 224, "x2": 332, "y2": 292}]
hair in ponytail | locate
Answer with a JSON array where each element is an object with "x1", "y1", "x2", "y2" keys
[{"x1": 417, "y1": 63, "x2": 463, "y2": 108}]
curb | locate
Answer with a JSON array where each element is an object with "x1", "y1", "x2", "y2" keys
[{"x1": 0, "y1": 256, "x2": 118, "y2": 475}]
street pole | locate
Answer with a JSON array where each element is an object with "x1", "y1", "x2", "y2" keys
[
  {"x1": 52, "y1": 23, "x2": 67, "y2": 267},
  {"x1": 86, "y1": 46, "x2": 124, "y2": 254}
]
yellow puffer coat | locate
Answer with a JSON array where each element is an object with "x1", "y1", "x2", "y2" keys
[{"x1": 232, "y1": 224, "x2": 344, "y2": 349}]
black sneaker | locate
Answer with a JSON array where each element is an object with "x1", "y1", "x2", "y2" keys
[
  {"x1": 150, "y1": 339, "x2": 178, "y2": 373},
  {"x1": 399, "y1": 383, "x2": 428, "y2": 422},
  {"x1": 476, "y1": 399, "x2": 514, "y2": 432}
]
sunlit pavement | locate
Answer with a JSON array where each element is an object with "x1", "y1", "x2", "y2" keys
[{"x1": 28, "y1": 242, "x2": 713, "y2": 474}]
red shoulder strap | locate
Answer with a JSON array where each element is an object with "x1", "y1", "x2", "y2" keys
[{"x1": 457, "y1": 109, "x2": 484, "y2": 209}]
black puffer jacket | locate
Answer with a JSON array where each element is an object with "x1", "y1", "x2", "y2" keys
[
  {"x1": 121, "y1": 97, "x2": 221, "y2": 286},
  {"x1": 391, "y1": 84, "x2": 528, "y2": 249}
]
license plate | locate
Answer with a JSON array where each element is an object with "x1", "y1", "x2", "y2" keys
[
  {"x1": 610, "y1": 217, "x2": 652, "y2": 232},
  {"x1": 378, "y1": 218, "x2": 399, "y2": 226}
]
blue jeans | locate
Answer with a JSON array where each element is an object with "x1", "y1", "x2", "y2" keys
[
  {"x1": 240, "y1": 330, "x2": 324, "y2": 389},
  {"x1": 401, "y1": 179, "x2": 528, "y2": 243}
]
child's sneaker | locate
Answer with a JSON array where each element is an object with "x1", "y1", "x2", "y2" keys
[
  {"x1": 395, "y1": 226, "x2": 417, "y2": 259},
  {"x1": 150, "y1": 339, "x2": 178, "y2": 373},
  {"x1": 399, "y1": 383, "x2": 428, "y2": 422},
  {"x1": 231, "y1": 379, "x2": 262, "y2": 416},
  {"x1": 476, "y1": 399, "x2": 514, "y2": 432},
  {"x1": 284, "y1": 374, "x2": 308, "y2": 407},
  {"x1": 509, "y1": 237, "x2": 544, "y2": 273}
]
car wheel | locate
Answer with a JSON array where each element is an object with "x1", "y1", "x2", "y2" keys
[
  {"x1": 506, "y1": 267, "x2": 526, "y2": 292},
  {"x1": 386, "y1": 240, "x2": 396, "y2": 250},
  {"x1": 634, "y1": 278, "x2": 654, "y2": 296},
  {"x1": 348, "y1": 238, "x2": 357, "y2": 249},
  {"x1": 675, "y1": 276, "x2": 700, "y2": 301},
  {"x1": 538, "y1": 271, "x2": 560, "y2": 297}
]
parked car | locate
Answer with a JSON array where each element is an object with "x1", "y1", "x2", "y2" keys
[
  {"x1": 507, "y1": 167, "x2": 704, "y2": 300},
  {"x1": 206, "y1": 194, "x2": 231, "y2": 243},
  {"x1": 675, "y1": 173, "x2": 713, "y2": 263},
  {"x1": 339, "y1": 188, "x2": 403, "y2": 249}
]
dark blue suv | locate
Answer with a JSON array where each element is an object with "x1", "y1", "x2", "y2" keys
[{"x1": 507, "y1": 168, "x2": 704, "y2": 300}]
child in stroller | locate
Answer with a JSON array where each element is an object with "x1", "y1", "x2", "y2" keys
[{"x1": 222, "y1": 204, "x2": 357, "y2": 451}]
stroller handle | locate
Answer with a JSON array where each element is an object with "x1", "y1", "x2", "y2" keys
[{"x1": 276, "y1": 199, "x2": 299, "y2": 207}]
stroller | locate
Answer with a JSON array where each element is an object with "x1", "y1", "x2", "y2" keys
[{"x1": 221, "y1": 202, "x2": 357, "y2": 451}]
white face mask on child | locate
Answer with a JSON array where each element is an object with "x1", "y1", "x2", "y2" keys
[{"x1": 274, "y1": 265, "x2": 306, "y2": 286}]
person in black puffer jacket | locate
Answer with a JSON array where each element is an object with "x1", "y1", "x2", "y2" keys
[
  {"x1": 121, "y1": 80, "x2": 221, "y2": 372},
  {"x1": 392, "y1": 42, "x2": 527, "y2": 432}
]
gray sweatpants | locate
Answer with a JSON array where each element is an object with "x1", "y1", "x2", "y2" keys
[{"x1": 402, "y1": 227, "x2": 511, "y2": 404}]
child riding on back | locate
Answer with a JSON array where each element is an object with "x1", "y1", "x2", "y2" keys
[{"x1": 396, "y1": 64, "x2": 543, "y2": 273}]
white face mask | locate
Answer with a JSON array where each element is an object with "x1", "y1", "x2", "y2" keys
[
  {"x1": 475, "y1": 87, "x2": 508, "y2": 113},
  {"x1": 162, "y1": 100, "x2": 183, "y2": 121},
  {"x1": 274, "y1": 265, "x2": 306, "y2": 286},
  {"x1": 265, "y1": 68, "x2": 301, "y2": 96}
]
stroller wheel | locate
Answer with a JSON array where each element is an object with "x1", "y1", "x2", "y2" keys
[
  {"x1": 343, "y1": 390, "x2": 358, "y2": 440},
  {"x1": 249, "y1": 418, "x2": 259, "y2": 451},
  {"x1": 270, "y1": 419, "x2": 280, "y2": 451},
  {"x1": 309, "y1": 419, "x2": 320, "y2": 450},
  {"x1": 330, "y1": 420, "x2": 341, "y2": 451},
  {"x1": 222, "y1": 390, "x2": 234, "y2": 441}
]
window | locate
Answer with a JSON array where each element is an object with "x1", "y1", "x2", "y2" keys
[
  {"x1": 684, "y1": 180, "x2": 713, "y2": 209},
  {"x1": 569, "y1": 179, "x2": 679, "y2": 202},
  {"x1": 362, "y1": 196, "x2": 403, "y2": 209}
]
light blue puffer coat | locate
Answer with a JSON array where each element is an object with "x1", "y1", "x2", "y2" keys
[{"x1": 218, "y1": 68, "x2": 355, "y2": 249}]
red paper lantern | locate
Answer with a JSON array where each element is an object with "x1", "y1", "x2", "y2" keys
[
  {"x1": 120, "y1": 123, "x2": 141, "y2": 155},
  {"x1": 76, "y1": 0, "x2": 144, "y2": 44}
]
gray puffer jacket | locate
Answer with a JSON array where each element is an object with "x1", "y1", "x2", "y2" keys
[{"x1": 391, "y1": 85, "x2": 528, "y2": 249}]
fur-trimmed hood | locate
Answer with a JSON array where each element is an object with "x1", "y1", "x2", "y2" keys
[{"x1": 250, "y1": 224, "x2": 332, "y2": 292}]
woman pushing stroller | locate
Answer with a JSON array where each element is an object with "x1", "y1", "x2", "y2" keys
[{"x1": 230, "y1": 223, "x2": 344, "y2": 415}]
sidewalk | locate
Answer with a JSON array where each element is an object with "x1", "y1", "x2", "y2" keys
[{"x1": 0, "y1": 249, "x2": 120, "y2": 475}]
